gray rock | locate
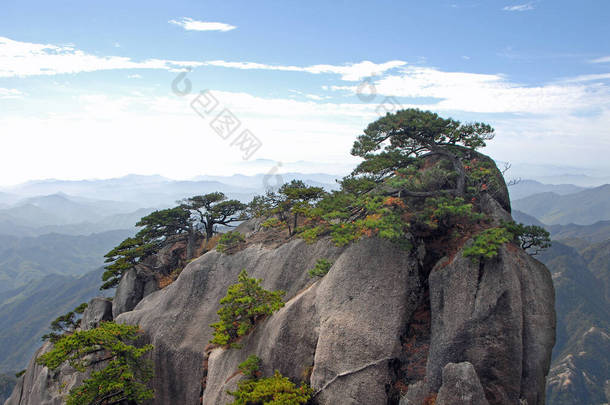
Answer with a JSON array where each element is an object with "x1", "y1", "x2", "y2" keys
[
  {"x1": 117, "y1": 237, "x2": 346, "y2": 405},
  {"x1": 436, "y1": 362, "x2": 489, "y2": 405},
  {"x1": 80, "y1": 297, "x2": 112, "y2": 330},
  {"x1": 112, "y1": 265, "x2": 158, "y2": 318},
  {"x1": 4, "y1": 343, "x2": 86, "y2": 405},
  {"x1": 426, "y1": 240, "x2": 555, "y2": 404},
  {"x1": 399, "y1": 381, "x2": 431, "y2": 404},
  {"x1": 201, "y1": 237, "x2": 422, "y2": 405}
]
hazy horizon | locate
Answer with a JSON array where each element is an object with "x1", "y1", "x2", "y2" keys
[{"x1": 1, "y1": 0, "x2": 609, "y2": 186}]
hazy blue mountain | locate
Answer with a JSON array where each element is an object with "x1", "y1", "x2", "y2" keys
[
  {"x1": 549, "y1": 221, "x2": 610, "y2": 244},
  {"x1": 0, "y1": 373, "x2": 16, "y2": 404},
  {"x1": 0, "y1": 268, "x2": 108, "y2": 372},
  {"x1": 538, "y1": 242, "x2": 609, "y2": 404},
  {"x1": 511, "y1": 210, "x2": 546, "y2": 227},
  {"x1": 512, "y1": 184, "x2": 610, "y2": 225},
  {"x1": 1, "y1": 175, "x2": 259, "y2": 206},
  {"x1": 0, "y1": 229, "x2": 132, "y2": 292},
  {"x1": 508, "y1": 180, "x2": 586, "y2": 201},
  {"x1": 580, "y1": 239, "x2": 610, "y2": 303}
]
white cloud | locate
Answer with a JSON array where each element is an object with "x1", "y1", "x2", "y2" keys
[
  {"x1": 0, "y1": 36, "x2": 204, "y2": 78},
  {"x1": 590, "y1": 56, "x2": 610, "y2": 64},
  {"x1": 127, "y1": 74, "x2": 143, "y2": 79},
  {"x1": 330, "y1": 66, "x2": 610, "y2": 114},
  {"x1": 0, "y1": 36, "x2": 405, "y2": 81},
  {"x1": 200, "y1": 59, "x2": 407, "y2": 81},
  {"x1": 503, "y1": 3, "x2": 534, "y2": 11},
  {"x1": 168, "y1": 17, "x2": 236, "y2": 32},
  {"x1": 0, "y1": 88, "x2": 24, "y2": 99}
]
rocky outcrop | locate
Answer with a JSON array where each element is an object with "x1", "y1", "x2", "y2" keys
[
  {"x1": 5, "y1": 191, "x2": 555, "y2": 405},
  {"x1": 112, "y1": 265, "x2": 158, "y2": 318},
  {"x1": 426, "y1": 243, "x2": 555, "y2": 405},
  {"x1": 198, "y1": 237, "x2": 422, "y2": 405},
  {"x1": 5, "y1": 297, "x2": 114, "y2": 405},
  {"x1": 80, "y1": 297, "x2": 112, "y2": 330}
]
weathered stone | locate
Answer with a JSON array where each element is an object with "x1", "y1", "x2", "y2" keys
[
  {"x1": 426, "y1": 240, "x2": 555, "y2": 405},
  {"x1": 80, "y1": 297, "x2": 112, "y2": 330},
  {"x1": 436, "y1": 362, "x2": 489, "y2": 405},
  {"x1": 112, "y1": 265, "x2": 158, "y2": 318},
  {"x1": 117, "y1": 237, "x2": 347, "y2": 405}
]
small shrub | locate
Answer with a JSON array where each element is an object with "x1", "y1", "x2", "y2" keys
[
  {"x1": 238, "y1": 355, "x2": 262, "y2": 379},
  {"x1": 210, "y1": 270, "x2": 285, "y2": 346},
  {"x1": 15, "y1": 369, "x2": 26, "y2": 378},
  {"x1": 228, "y1": 370, "x2": 313, "y2": 405},
  {"x1": 308, "y1": 259, "x2": 333, "y2": 278},
  {"x1": 463, "y1": 227, "x2": 513, "y2": 262},
  {"x1": 216, "y1": 231, "x2": 246, "y2": 253},
  {"x1": 261, "y1": 217, "x2": 284, "y2": 229}
]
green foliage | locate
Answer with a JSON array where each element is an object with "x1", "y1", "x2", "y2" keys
[
  {"x1": 216, "y1": 231, "x2": 246, "y2": 254},
  {"x1": 42, "y1": 302, "x2": 88, "y2": 343},
  {"x1": 37, "y1": 322, "x2": 153, "y2": 405},
  {"x1": 15, "y1": 370, "x2": 26, "y2": 378},
  {"x1": 463, "y1": 227, "x2": 513, "y2": 262},
  {"x1": 418, "y1": 196, "x2": 484, "y2": 230},
  {"x1": 181, "y1": 192, "x2": 247, "y2": 240},
  {"x1": 135, "y1": 207, "x2": 191, "y2": 243},
  {"x1": 254, "y1": 181, "x2": 326, "y2": 236},
  {"x1": 351, "y1": 108, "x2": 494, "y2": 179},
  {"x1": 210, "y1": 270, "x2": 285, "y2": 346},
  {"x1": 101, "y1": 236, "x2": 156, "y2": 290},
  {"x1": 501, "y1": 221, "x2": 551, "y2": 255},
  {"x1": 308, "y1": 259, "x2": 333, "y2": 278},
  {"x1": 238, "y1": 355, "x2": 262, "y2": 379},
  {"x1": 261, "y1": 217, "x2": 284, "y2": 229},
  {"x1": 228, "y1": 370, "x2": 313, "y2": 405}
]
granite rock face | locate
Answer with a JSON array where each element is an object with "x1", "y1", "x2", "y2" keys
[
  {"x1": 426, "y1": 242, "x2": 555, "y2": 405},
  {"x1": 80, "y1": 297, "x2": 112, "y2": 330},
  {"x1": 5, "y1": 195, "x2": 555, "y2": 405}
]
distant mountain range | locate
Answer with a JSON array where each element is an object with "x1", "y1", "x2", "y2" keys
[
  {"x1": 0, "y1": 173, "x2": 339, "y2": 207},
  {"x1": 0, "y1": 230, "x2": 132, "y2": 293},
  {"x1": 538, "y1": 241, "x2": 609, "y2": 404},
  {"x1": 512, "y1": 184, "x2": 610, "y2": 225},
  {"x1": 0, "y1": 268, "x2": 108, "y2": 373}
]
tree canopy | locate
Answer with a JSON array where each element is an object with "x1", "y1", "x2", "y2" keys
[
  {"x1": 180, "y1": 192, "x2": 247, "y2": 241},
  {"x1": 351, "y1": 108, "x2": 495, "y2": 197}
]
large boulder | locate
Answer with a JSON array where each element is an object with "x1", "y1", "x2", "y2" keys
[
  {"x1": 112, "y1": 265, "x2": 158, "y2": 318},
  {"x1": 80, "y1": 297, "x2": 112, "y2": 330},
  {"x1": 426, "y1": 242, "x2": 555, "y2": 404}
]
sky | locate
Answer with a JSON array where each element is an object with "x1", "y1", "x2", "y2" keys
[{"x1": 1, "y1": 0, "x2": 609, "y2": 185}]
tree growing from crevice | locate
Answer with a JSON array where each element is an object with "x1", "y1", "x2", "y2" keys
[
  {"x1": 37, "y1": 322, "x2": 153, "y2": 405},
  {"x1": 41, "y1": 302, "x2": 88, "y2": 343},
  {"x1": 350, "y1": 108, "x2": 494, "y2": 198},
  {"x1": 210, "y1": 270, "x2": 284, "y2": 346}
]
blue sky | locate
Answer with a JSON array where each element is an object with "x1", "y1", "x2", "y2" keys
[{"x1": 1, "y1": 0, "x2": 609, "y2": 185}]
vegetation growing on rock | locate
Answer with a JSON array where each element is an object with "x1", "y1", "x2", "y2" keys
[
  {"x1": 37, "y1": 321, "x2": 153, "y2": 405},
  {"x1": 216, "y1": 231, "x2": 246, "y2": 254},
  {"x1": 41, "y1": 302, "x2": 88, "y2": 343},
  {"x1": 308, "y1": 258, "x2": 333, "y2": 278},
  {"x1": 210, "y1": 270, "x2": 285, "y2": 346},
  {"x1": 228, "y1": 355, "x2": 313, "y2": 405}
]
